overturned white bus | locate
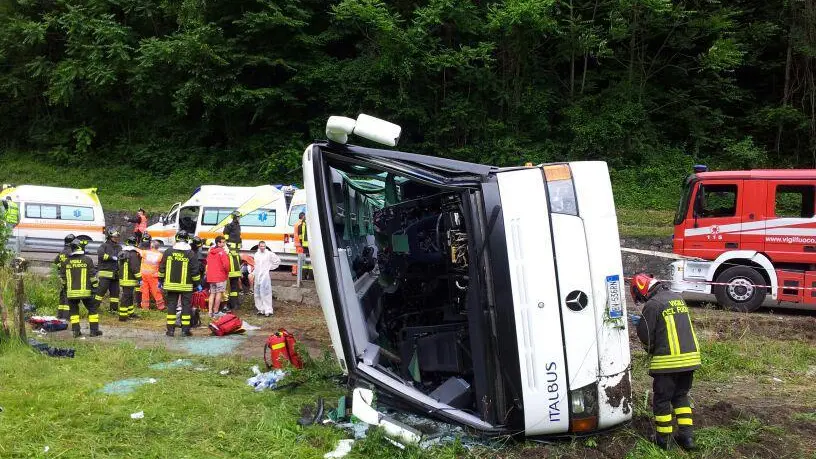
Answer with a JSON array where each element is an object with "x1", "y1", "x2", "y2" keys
[{"x1": 303, "y1": 115, "x2": 632, "y2": 437}]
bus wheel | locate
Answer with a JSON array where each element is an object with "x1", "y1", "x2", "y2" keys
[{"x1": 714, "y1": 266, "x2": 766, "y2": 312}]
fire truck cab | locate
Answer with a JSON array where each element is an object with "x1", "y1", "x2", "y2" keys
[{"x1": 671, "y1": 167, "x2": 816, "y2": 311}]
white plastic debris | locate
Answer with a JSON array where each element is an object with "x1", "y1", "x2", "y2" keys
[
  {"x1": 148, "y1": 378, "x2": 157, "y2": 384},
  {"x1": 324, "y1": 439, "x2": 355, "y2": 458},
  {"x1": 246, "y1": 368, "x2": 287, "y2": 391},
  {"x1": 219, "y1": 370, "x2": 230, "y2": 375},
  {"x1": 130, "y1": 411, "x2": 144, "y2": 419},
  {"x1": 241, "y1": 320, "x2": 261, "y2": 331},
  {"x1": 772, "y1": 377, "x2": 783, "y2": 382},
  {"x1": 43, "y1": 446, "x2": 50, "y2": 453}
]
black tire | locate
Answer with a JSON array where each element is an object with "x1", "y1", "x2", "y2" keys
[{"x1": 713, "y1": 266, "x2": 766, "y2": 312}]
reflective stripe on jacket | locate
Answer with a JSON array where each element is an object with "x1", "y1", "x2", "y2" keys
[
  {"x1": 300, "y1": 220, "x2": 309, "y2": 248},
  {"x1": 118, "y1": 247, "x2": 142, "y2": 287},
  {"x1": 636, "y1": 288, "x2": 701, "y2": 374},
  {"x1": 158, "y1": 242, "x2": 200, "y2": 292},
  {"x1": 4, "y1": 201, "x2": 19, "y2": 224},
  {"x1": 97, "y1": 241, "x2": 122, "y2": 279},
  {"x1": 140, "y1": 249, "x2": 162, "y2": 277},
  {"x1": 61, "y1": 252, "x2": 97, "y2": 298}
]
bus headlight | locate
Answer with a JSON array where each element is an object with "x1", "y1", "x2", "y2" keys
[
  {"x1": 569, "y1": 382, "x2": 599, "y2": 433},
  {"x1": 543, "y1": 165, "x2": 577, "y2": 215}
]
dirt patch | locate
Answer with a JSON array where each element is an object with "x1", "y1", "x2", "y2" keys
[
  {"x1": 691, "y1": 306, "x2": 816, "y2": 345},
  {"x1": 604, "y1": 373, "x2": 632, "y2": 415}
]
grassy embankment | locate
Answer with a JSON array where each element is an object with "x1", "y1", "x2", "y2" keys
[{"x1": 2, "y1": 156, "x2": 676, "y2": 237}]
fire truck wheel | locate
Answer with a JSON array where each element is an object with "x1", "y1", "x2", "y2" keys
[{"x1": 714, "y1": 266, "x2": 766, "y2": 312}]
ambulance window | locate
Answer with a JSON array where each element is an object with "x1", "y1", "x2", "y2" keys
[
  {"x1": 25, "y1": 203, "x2": 58, "y2": 219},
  {"x1": 288, "y1": 204, "x2": 306, "y2": 226},
  {"x1": 775, "y1": 185, "x2": 815, "y2": 218},
  {"x1": 697, "y1": 184, "x2": 737, "y2": 218},
  {"x1": 60, "y1": 205, "x2": 94, "y2": 221},
  {"x1": 243, "y1": 209, "x2": 276, "y2": 227},
  {"x1": 202, "y1": 208, "x2": 232, "y2": 225}
]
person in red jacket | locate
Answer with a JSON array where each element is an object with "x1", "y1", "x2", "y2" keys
[{"x1": 206, "y1": 236, "x2": 230, "y2": 318}]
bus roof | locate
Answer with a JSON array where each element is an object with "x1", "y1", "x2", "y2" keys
[{"x1": 695, "y1": 170, "x2": 816, "y2": 180}]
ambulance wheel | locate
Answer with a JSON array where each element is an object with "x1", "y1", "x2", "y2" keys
[{"x1": 714, "y1": 266, "x2": 766, "y2": 312}]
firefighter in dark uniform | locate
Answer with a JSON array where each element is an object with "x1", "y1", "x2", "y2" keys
[
  {"x1": 632, "y1": 273, "x2": 701, "y2": 451},
  {"x1": 61, "y1": 240, "x2": 101, "y2": 337},
  {"x1": 96, "y1": 228, "x2": 123, "y2": 313},
  {"x1": 158, "y1": 230, "x2": 201, "y2": 337},
  {"x1": 223, "y1": 211, "x2": 242, "y2": 310},
  {"x1": 190, "y1": 236, "x2": 206, "y2": 285},
  {"x1": 53, "y1": 233, "x2": 75, "y2": 319},
  {"x1": 118, "y1": 236, "x2": 142, "y2": 321}
]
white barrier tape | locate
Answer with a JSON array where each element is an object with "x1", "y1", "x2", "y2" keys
[{"x1": 620, "y1": 247, "x2": 695, "y2": 260}]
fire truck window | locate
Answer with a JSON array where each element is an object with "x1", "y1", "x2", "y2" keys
[
  {"x1": 775, "y1": 185, "x2": 815, "y2": 218},
  {"x1": 697, "y1": 184, "x2": 737, "y2": 218}
]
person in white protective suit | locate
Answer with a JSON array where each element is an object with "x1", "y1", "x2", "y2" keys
[{"x1": 252, "y1": 241, "x2": 281, "y2": 316}]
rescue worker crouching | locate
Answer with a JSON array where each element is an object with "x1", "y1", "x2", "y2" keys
[
  {"x1": 223, "y1": 211, "x2": 242, "y2": 311},
  {"x1": 117, "y1": 236, "x2": 142, "y2": 321},
  {"x1": 96, "y1": 228, "x2": 122, "y2": 314},
  {"x1": 53, "y1": 233, "x2": 75, "y2": 320},
  {"x1": 632, "y1": 273, "x2": 701, "y2": 451},
  {"x1": 159, "y1": 230, "x2": 201, "y2": 337},
  {"x1": 61, "y1": 240, "x2": 102, "y2": 337}
]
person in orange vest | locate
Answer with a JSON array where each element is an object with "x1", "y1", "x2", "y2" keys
[
  {"x1": 291, "y1": 212, "x2": 305, "y2": 276},
  {"x1": 139, "y1": 239, "x2": 166, "y2": 310},
  {"x1": 126, "y1": 208, "x2": 148, "y2": 245}
]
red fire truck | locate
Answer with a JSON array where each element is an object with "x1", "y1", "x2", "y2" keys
[{"x1": 671, "y1": 166, "x2": 816, "y2": 311}]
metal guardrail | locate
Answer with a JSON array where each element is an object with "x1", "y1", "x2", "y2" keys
[{"x1": 6, "y1": 236, "x2": 309, "y2": 266}]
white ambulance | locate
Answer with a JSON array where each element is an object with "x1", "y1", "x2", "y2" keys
[
  {"x1": 0, "y1": 185, "x2": 106, "y2": 242},
  {"x1": 283, "y1": 189, "x2": 308, "y2": 254},
  {"x1": 305, "y1": 115, "x2": 632, "y2": 437},
  {"x1": 146, "y1": 185, "x2": 287, "y2": 252}
]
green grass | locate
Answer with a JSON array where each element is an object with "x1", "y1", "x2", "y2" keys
[
  {"x1": 0, "y1": 339, "x2": 482, "y2": 459},
  {"x1": 695, "y1": 338, "x2": 816, "y2": 383},
  {"x1": 617, "y1": 208, "x2": 674, "y2": 238},
  {"x1": 1, "y1": 154, "x2": 266, "y2": 214}
]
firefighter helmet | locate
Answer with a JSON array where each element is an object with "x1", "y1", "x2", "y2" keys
[
  {"x1": 70, "y1": 240, "x2": 84, "y2": 252},
  {"x1": 107, "y1": 228, "x2": 121, "y2": 240},
  {"x1": 231, "y1": 211, "x2": 241, "y2": 218},
  {"x1": 64, "y1": 234, "x2": 76, "y2": 244},
  {"x1": 142, "y1": 232, "x2": 152, "y2": 242},
  {"x1": 630, "y1": 273, "x2": 659, "y2": 303},
  {"x1": 175, "y1": 230, "x2": 189, "y2": 242},
  {"x1": 125, "y1": 236, "x2": 137, "y2": 246},
  {"x1": 191, "y1": 236, "x2": 203, "y2": 248}
]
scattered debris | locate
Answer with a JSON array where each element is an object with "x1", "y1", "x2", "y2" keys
[
  {"x1": 246, "y1": 365, "x2": 287, "y2": 391},
  {"x1": 43, "y1": 446, "x2": 49, "y2": 453},
  {"x1": 130, "y1": 411, "x2": 145, "y2": 419},
  {"x1": 100, "y1": 378, "x2": 157, "y2": 395},
  {"x1": 324, "y1": 439, "x2": 354, "y2": 458},
  {"x1": 773, "y1": 377, "x2": 783, "y2": 383},
  {"x1": 241, "y1": 320, "x2": 261, "y2": 331},
  {"x1": 194, "y1": 367, "x2": 208, "y2": 371},
  {"x1": 28, "y1": 316, "x2": 68, "y2": 332},
  {"x1": 148, "y1": 359, "x2": 194, "y2": 370},
  {"x1": 28, "y1": 339, "x2": 75, "y2": 358},
  {"x1": 219, "y1": 369, "x2": 230, "y2": 375}
]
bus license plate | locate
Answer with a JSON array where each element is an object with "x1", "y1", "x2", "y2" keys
[{"x1": 606, "y1": 274, "x2": 623, "y2": 318}]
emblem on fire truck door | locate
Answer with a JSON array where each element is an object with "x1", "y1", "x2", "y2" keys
[{"x1": 706, "y1": 225, "x2": 723, "y2": 240}]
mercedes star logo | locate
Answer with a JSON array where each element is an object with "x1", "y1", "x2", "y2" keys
[{"x1": 565, "y1": 290, "x2": 589, "y2": 311}]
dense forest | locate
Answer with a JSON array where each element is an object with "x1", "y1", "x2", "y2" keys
[{"x1": 1, "y1": 0, "x2": 815, "y2": 207}]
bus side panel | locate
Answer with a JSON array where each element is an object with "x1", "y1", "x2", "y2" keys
[
  {"x1": 303, "y1": 146, "x2": 349, "y2": 372},
  {"x1": 570, "y1": 162, "x2": 632, "y2": 428},
  {"x1": 496, "y1": 169, "x2": 568, "y2": 436},
  {"x1": 550, "y1": 213, "x2": 600, "y2": 390}
]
